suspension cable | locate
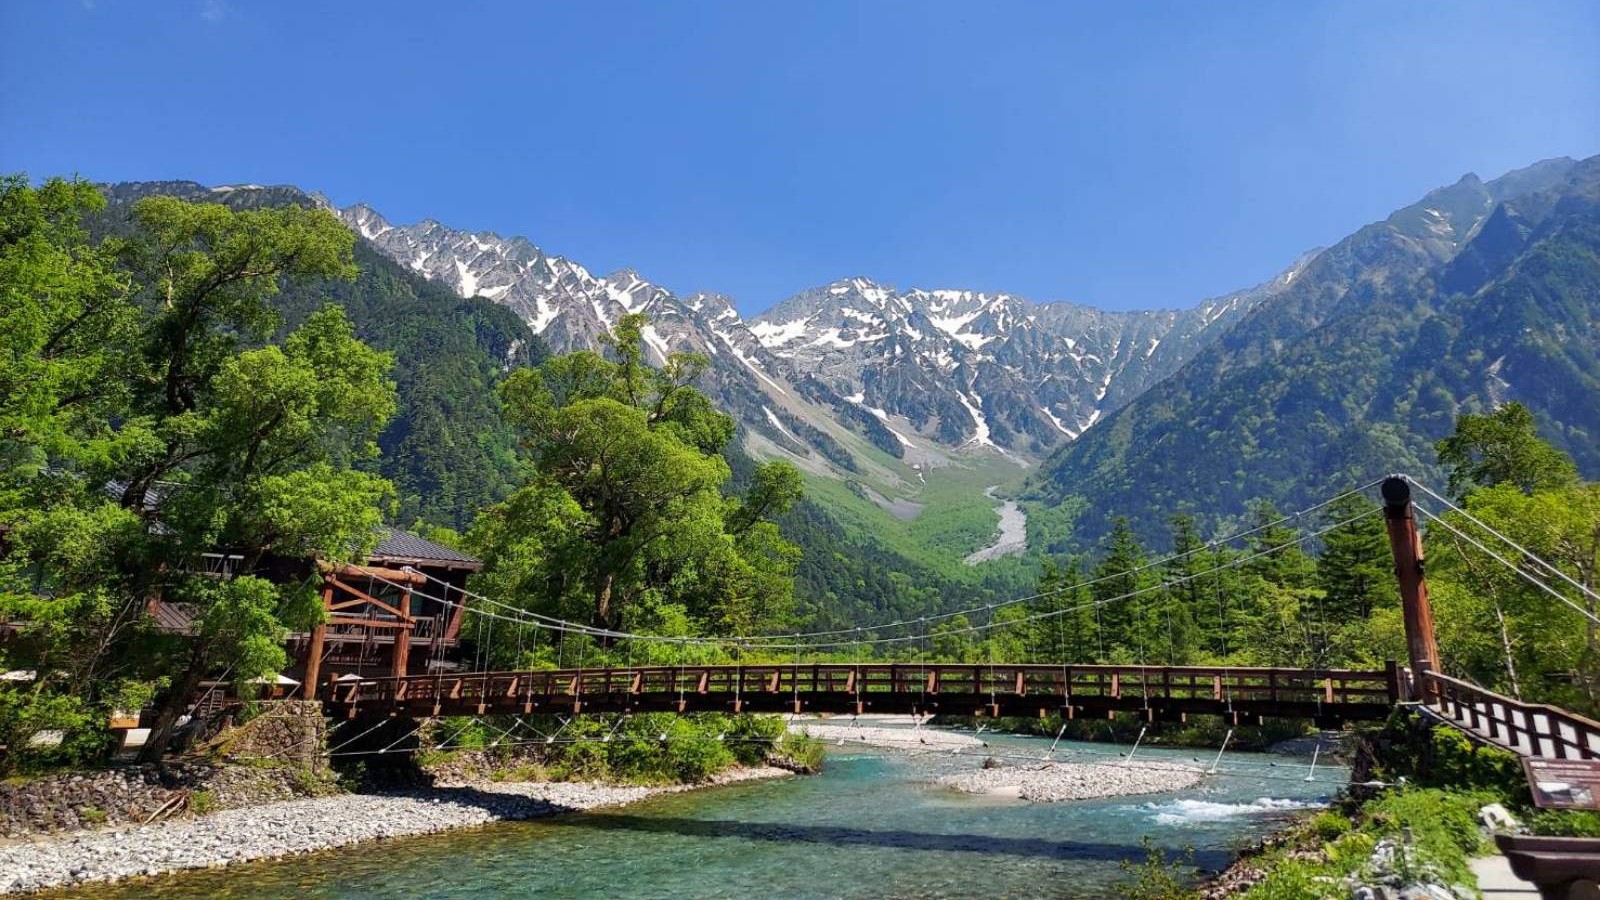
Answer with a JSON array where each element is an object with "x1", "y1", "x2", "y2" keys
[
  {"x1": 1408, "y1": 477, "x2": 1600, "y2": 605},
  {"x1": 344, "y1": 508, "x2": 1383, "y2": 653},
  {"x1": 1414, "y1": 503, "x2": 1600, "y2": 626},
  {"x1": 402, "y1": 478, "x2": 1389, "y2": 645}
]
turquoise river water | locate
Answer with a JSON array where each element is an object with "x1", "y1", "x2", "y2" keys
[{"x1": 61, "y1": 731, "x2": 1342, "y2": 899}]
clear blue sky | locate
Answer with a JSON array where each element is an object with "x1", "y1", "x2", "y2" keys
[{"x1": 3, "y1": 2, "x2": 1597, "y2": 314}]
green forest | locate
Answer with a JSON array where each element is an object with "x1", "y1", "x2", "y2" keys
[{"x1": 2, "y1": 176, "x2": 1598, "y2": 784}]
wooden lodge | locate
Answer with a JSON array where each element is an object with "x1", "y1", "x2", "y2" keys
[
  {"x1": 290, "y1": 528, "x2": 483, "y2": 690},
  {"x1": 144, "y1": 527, "x2": 483, "y2": 694}
]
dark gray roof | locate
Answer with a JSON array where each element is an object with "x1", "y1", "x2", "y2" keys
[{"x1": 369, "y1": 527, "x2": 481, "y2": 568}]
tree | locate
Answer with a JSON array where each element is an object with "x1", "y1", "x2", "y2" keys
[
  {"x1": 113, "y1": 196, "x2": 358, "y2": 514},
  {"x1": 1428, "y1": 483, "x2": 1600, "y2": 712},
  {"x1": 1090, "y1": 518, "x2": 1153, "y2": 662},
  {"x1": 0, "y1": 178, "x2": 147, "y2": 773},
  {"x1": 0, "y1": 176, "x2": 134, "y2": 484},
  {"x1": 471, "y1": 314, "x2": 804, "y2": 646},
  {"x1": 1, "y1": 185, "x2": 398, "y2": 765},
  {"x1": 137, "y1": 306, "x2": 396, "y2": 760},
  {"x1": 1436, "y1": 402, "x2": 1579, "y2": 499},
  {"x1": 1316, "y1": 494, "x2": 1391, "y2": 621}
]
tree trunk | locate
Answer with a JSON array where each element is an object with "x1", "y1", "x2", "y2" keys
[
  {"x1": 137, "y1": 650, "x2": 208, "y2": 763},
  {"x1": 594, "y1": 572, "x2": 615, "y2": 644},
  {"x1": 1493, "y1": 602, "x2": 1522, "y2": 701}
]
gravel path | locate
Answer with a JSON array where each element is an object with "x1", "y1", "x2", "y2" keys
[
  {"x1": 938, "y1": 760, "x2": 1205, "y2": 802},
  {"x1": 0, "y1": 768, "x2": 788, "y2": 895}
]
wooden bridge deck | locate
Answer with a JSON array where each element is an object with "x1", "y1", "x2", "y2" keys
[{"x1": 321, "y1": 662, "x2": 1400, "y2": 725}]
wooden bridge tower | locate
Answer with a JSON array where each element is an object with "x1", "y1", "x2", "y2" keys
[{"x1": 1381, "y1": 475, "x2": 1441, "y2": 700}]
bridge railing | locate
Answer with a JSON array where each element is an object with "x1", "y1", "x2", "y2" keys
[
  {"x1": 1422, "y1": 671, "x2": 1600, "y2": 760},
  {"x1": 323, "y1": 663, "x2": 1397, "y2": 719}
]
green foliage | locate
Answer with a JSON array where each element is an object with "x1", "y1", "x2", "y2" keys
[
  {"x1": 1118, "y1": 838, "x2": 1202, "y2": 900},
  {"x1": 1524, "y1": 809, "x2": 1600, "y2": 838},
  {"x1": 0, "y1": 689, "x2": 109, "y2": 776},
  {"x1": 430, "y1": 713, "x2": 786, "y2": 786},
  {"x1": 1437, "y1": 401, "x2": 1580, "y2": 498},
  {"x1": 469, "y1": 314, "x2": 804, "y2": 649},
  {"x1": 188, "y1": 790, "x2": 216, "y2": 816},
  {"x1": 0, "y1": 180, "x2": 403, "y2": 763},
  {"x1": 1235, "y1": 788, "x2": 1489, "y2": 900},
  {"x1": 1309, "y1": 810, "x2": 1352, "y2": 841},
  {"x1": 79, "y1": 805, "x2": 107, "y2": 825}
]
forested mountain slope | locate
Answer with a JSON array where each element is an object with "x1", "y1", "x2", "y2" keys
[{"x1": 1029, "y1": 156, "x2": 1600, "y2": 546}]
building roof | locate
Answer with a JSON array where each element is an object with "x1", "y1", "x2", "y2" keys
[
  {"x1": 368, "y1": 527, "x2": 481, "y2": 569},
  {"x1": 149, "y1": 601, "x2": 200, "y2": 635}
]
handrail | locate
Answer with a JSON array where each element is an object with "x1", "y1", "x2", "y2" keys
[{"x1": 1421, "y1": 670, "x2": 1600, "y2": 760}]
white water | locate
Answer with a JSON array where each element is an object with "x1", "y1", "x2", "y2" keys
[{"x1": 1143, "y1": 797, "x2": 1324, "y2": 826}]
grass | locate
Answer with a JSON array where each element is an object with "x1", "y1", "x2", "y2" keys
[
  {"x1": 78, "y1": 805, "x2": 107, "y2": 825},
  {"x1": 188, "y1": 790, "x2": 216, "y2": 816}
]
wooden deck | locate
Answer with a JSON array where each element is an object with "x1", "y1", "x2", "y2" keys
[{"x1": 320, "y1": 662, "x2": 1400, "y2": 725}]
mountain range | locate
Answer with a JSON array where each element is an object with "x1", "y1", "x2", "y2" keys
[
  {"x1": 1032, "y1": 155, "x2": 1600, "y2": 544},
  {"x1": 98, "y1": 152, "x2": 1600, "y2": 576},
  {"x1": 337, "y1": 201, "x2": 1302, "y2": 470}
]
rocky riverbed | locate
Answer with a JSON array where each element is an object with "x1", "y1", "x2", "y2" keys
[
  {"x1": 0, "y1": 768, "x2": 789, "y2": 895},
  {"x1": 938, "y1": 759, "x2": 1205, "y2": 802}
]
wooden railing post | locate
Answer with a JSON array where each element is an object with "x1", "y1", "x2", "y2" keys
[
  {"x1": 1383, "y1": 476, "x2": 1441, "y2": 701},
  {"x1": 304, "y1": 576, "x2": 334, "y2": 698}
]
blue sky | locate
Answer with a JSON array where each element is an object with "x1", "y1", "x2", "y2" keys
[{"x1": 3, "y1": 2, "x2": 1597, "y2": 315}]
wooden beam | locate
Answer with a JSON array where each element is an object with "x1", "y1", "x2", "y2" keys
[
  {"x1": 1382, "y1": 476, "x2": 1441, "y2": 702},
  {"x1": 393, "y1": 623, "x2": 410, "y2": 678},
  {"x1": 303, "y1": 578, "x2": 333, "y2": 698},
  {"x1": 326, "y1": 616, "x2": 409, "y2": 628},
  {"x1": 319, "y1": 561, "x2": 426, "y2": 585},
  {"x1": 327, "y1": 576, "x2": 415, "y2": 623}
]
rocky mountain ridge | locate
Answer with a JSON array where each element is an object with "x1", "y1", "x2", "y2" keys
[{"x1": 335, "y1": 202, "x2": 1291, "y2": 472}]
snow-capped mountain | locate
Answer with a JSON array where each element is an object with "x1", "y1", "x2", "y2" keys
[
  {"x1": 746, "y1": 271, "x2": 1309, "y2": 455},
  {"x1": 337, "y1": 202, "x2": 1310, "y2": 473}
]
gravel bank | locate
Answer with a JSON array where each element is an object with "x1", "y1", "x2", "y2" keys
[
  {"x1": 0, "y1": 767, "x2": 788, "y2": 895},
  {"x1": 789, "y1": 721, "x2": 984, "y2": 750},
  {"x1": 938, "y1": 760, "x2": 1205, "y2": 802}
]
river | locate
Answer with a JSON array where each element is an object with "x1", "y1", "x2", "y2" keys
[
  {"x1": 965, "y1": 485, "x2": 1028, "y2": 565},
  {"x1": 58, "y1": 730, "x2": 1339, "y2": 899}
]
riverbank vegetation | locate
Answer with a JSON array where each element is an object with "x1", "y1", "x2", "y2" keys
[
  {"x1": 410, "y1": 713, "x2": 821, "y2": 786},
  {"x1": 1161, "y1": 716, "x2": 1600, "y2": 900}
]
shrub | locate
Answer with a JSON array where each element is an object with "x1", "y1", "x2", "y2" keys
[
  {"x1": 1237, "y1": 858, "x2": 1330, "y2": 900},
  {"x1": 774, "y1": 732, "x2": 825, "y2": 773},
  {"x1": 663, "y1": 729, "x2": 733, "y2": 783},
  {"x1": 189, "y1": 790, "x2": 216, "y2": 816},
  {"x1": 0, "y1": 690, "x2": 110, "y2": 776},
  {"x1": 1309, "y1": 810, "x2": 1351, "y2": 841},
  {"x1": 1118, "y1": 838, "x2": 1201, "y2": 900},
  {"x1": 78, "y1": 805, "x2": 107, "y2": 825},
  {"x1": 1526, "y1": 809, "x2": 1600, "y2": 837},
  {"x1": 1322, "y1": 832, "x2": 1375, "y2": 873}
]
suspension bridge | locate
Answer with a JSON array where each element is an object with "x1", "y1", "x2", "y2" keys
[{"x1": 306, "y1": 476, "x2": 1600, "y2": 763}]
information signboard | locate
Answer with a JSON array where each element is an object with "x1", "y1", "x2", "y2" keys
[{"x1": 1523, "y1": 758, "x2": 1600, "y2": 810}]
